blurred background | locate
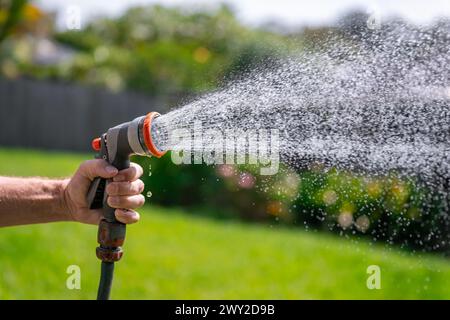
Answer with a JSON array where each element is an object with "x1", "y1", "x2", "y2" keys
[{"x1": 0, "y1": 0, "x2": 450, "y2": 299}]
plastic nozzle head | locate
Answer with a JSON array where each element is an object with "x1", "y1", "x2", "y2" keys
[{"x1": 142, "y1": 112, "x2": 167, "y2": 158}]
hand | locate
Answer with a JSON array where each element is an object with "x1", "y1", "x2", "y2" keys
[{"x1": 63, "y1": 160, "x2": 145, "y2": 225}]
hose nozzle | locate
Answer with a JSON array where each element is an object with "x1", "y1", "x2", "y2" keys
[
  {"x1": 89, "y1": 111, "x2": 167, "y2": 300},
  {"x1": 91, "y1": 112, "x2": 167, "y2": 159}
]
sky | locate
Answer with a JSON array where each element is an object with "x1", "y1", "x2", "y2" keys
[{"x1": 36, "y1": 0, "x2": 450, "y2": 29}]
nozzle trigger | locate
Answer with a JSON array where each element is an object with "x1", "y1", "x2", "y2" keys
[
  {"x1": 87, "y1": 177, "x2": 106, "y2": 209},
  {"x1": 88, "y1": 135, "x2": 109, "y2": 210}
]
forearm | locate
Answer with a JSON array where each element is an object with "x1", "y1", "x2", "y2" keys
[{"x1": 0, "y1": 177, "x2": 72, "y2": 227}]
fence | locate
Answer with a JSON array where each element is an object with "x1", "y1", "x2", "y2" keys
[{"x1": 0, "y1": 78, "x2": 188, "y2": 151}]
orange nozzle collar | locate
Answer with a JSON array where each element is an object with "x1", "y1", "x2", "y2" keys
[{"x1": 143, "y1": 112, "x2": 166, "y2": 158}]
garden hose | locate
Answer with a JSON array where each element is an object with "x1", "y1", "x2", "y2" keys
[
  {"x1": 87, "y1": 112, "x2": 166, "y2": 300},
  {"x1": 97, "y1": 262, "x2": 115, "y2": 300}
]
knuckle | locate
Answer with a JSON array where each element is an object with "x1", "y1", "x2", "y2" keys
[
  {"x1": 117, "y1": 181, "x2": 129, "y2": 193},
  {"x1": 139, "y1": 180, "x2": 145, "y2": 192},
  {"x1": 79, "y1": 160, "x2": 91, "y2": 172},
  {"x1": 127, "y1": 164, "x2": 143, "y2": 180},
  {"x1": 107, "y1": 196, "x2": 118, "y2": 207},
  {"x1": 134, "y1": 180, "x2": 145, "y2": 193},
  {"x1": 135, "y1": 164, "x2": 144, "y2": 177},
  {"x1": 131, "y1": 162, "x2": 141, "y2": 169},
  {"x1": 109, "y1": 194, "x2": 145, "y2": 209},
  {"x1": 119, "y1": 196, "x2": 132, "y2": 207},
  {"x1": 130, "y1": 166, "x2": 139, "y2": 178},
  {"x1": 121, "y1": 168, "x2": 133, "y2": 181},
  {"x1": 135, "y1": 195, "x2": 145, "y2": 207},
  {"x1": 80, "y1": 159, "x2": 106, "y2": 179},
  {"x1": 106, "y1": 183, "x2": 117, "y2": 195}
]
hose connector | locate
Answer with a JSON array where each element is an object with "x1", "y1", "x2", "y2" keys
[{"x1": 96, "y1": 219, "x2": 125, "y2": 262}]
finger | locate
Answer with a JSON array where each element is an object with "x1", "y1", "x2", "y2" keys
[
  {"x1": 107, "y1": 194, "x2": 145, "y2": 209},
  {"x1": 78, "y1": 159, "x2": 118, "y2": 181},
  {"x1": 115, "y1": 209, "x2": 140, "y2": 224},
  {"x1": 106, "y1": 179, "x2": 145, "y2": 196},
  {"x1": 113, "y1": 163, "x2": 143, "y2": 182}
]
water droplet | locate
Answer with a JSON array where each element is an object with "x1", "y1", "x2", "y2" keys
[{"x1": 146, "y1": 191, "x2": 152, "y2": 198}]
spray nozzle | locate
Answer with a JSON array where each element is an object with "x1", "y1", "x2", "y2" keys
[{"x1": 91, "y1": 112, "x2": 167, "y2": 159}]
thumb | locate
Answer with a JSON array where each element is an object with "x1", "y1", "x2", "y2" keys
[{"x1": 78, "y1": 159, "x2": 118, "y2": 181}]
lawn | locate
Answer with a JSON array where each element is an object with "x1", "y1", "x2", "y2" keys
[{"x1": 0, "y1": 147, "x2": 449, "y2": 299}]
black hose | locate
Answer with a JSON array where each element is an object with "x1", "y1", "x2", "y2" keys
[{"x1": 97, "y1": 261, "x2": 115, "y2": 300}]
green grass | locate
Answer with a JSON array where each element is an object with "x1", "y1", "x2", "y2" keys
[{"x1": 0, "y1": 147, "x2": 449, "y2": 299}]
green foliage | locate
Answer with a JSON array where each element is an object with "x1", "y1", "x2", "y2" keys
[
  {"x1": 0, "y1": 0, "x2": 28, "y2": 43},
  {"x1": 134, "y1": 153, "x2": 448, "y2": 253},
  {"x1": 2, "y1": 4, "x2": 291, "y2": 94}
]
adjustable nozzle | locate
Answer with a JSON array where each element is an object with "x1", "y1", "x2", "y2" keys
[{"x1": 91, "y1": 112, "x2": 167, "y2": 159}]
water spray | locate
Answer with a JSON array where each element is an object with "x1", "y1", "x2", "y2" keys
[
  {"x1": 87, "y1": 112, "x2": 166, "y2": 300},
  {"x1": 84, "y1": 23, "x2": 450, "y2": 298}
]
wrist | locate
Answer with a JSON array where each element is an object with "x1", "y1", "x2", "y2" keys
[{"x1": 58, "y1": 179, "x2": 75, "y2": 222}]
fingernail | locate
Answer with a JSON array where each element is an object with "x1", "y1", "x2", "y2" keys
[
  {"x1": 118, "y1": 209, "x2": 135, "y2": 218},
  {"x1": 106, "y1": 166, "x2": 118, "y2": 174},
  {"x1": 124, "y1": 210, "x2": 136, "y2": 217}
]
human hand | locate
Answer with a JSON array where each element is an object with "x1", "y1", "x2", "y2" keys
[{"x1": 63, "y1": 160, "x2": 145, "y2": 225}]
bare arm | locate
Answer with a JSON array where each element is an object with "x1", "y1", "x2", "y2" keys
[
  {"x1": 0, "y1": 177, "x2": 68, "y2": 227},
  {"x1": 0, "y1": 159, "x2": 145, "y2": 228}
]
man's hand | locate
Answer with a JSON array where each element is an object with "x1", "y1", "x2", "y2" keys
[{"x1": 63, "y1": 160, "x2": 145, "y2": 225}]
